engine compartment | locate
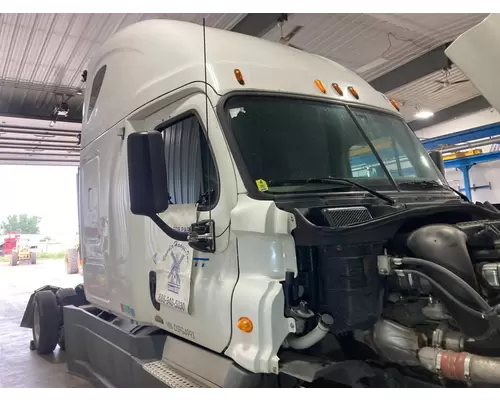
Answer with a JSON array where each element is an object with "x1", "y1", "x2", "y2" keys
[{"x1": 279, "y1": 199, "x2": 500, "y2": 387}]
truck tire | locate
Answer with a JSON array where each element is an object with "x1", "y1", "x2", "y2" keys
[
  {"x1": 10, "y1": 253, "x2": 18, "y2": 266},
  {"x1": 32, "y1": 290, "x2": 60, "y2": 355},
  {"x1": 65, "y1": 248, "x2": 78, "y2": 274},
  {"x1": 31, "y1": 252, "x2": 37, "y2": 265}
]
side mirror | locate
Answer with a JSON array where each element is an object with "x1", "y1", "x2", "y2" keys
[
  {"x1": 127, "y1": 131, "x2": 188, "y2": 242},
  {"x1": 428, "y1": 150, "x2": 445, "y2": 176},
  {"x1": 127, "y1": 131, "x2": 170, "y2": 216}
]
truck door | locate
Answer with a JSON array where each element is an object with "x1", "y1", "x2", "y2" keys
[{"x1": 142, "y1": 93, "x2": 239, "y2": 353}]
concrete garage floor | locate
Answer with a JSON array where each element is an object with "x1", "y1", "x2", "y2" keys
[{"x1": 0, "y1": 259, "x2": 93, "y2": 388}]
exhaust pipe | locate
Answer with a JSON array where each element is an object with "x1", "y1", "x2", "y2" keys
[{"x1": 419, "y1": 347, "x2": 500, "y2": 384}]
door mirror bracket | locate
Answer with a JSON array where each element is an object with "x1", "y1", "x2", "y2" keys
[{"x1": 188, "y1": 219, "x2": 215, "y2": 253}]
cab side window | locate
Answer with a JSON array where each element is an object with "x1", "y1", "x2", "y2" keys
[
  {"x1": 87, "y1": 65, "x2": 107, "y2": 121},
  {"x1": 161, "y1": 115, "x2": 218, "y2": 208}
]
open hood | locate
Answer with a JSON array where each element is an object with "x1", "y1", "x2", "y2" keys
[{"x1": 445, "y1": 14, "x2": 500, "y2": 112}]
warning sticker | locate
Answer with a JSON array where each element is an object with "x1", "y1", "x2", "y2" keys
[{"x1": 255, "y1": 179, "x2": 269, "y2": 192}]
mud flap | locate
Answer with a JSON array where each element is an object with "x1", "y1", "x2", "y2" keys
[{"x1": 20, "y1": 285, "x2": 61, "y2": 329}]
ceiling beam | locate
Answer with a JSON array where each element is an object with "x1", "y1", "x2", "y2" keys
[
  {"x1": 0, "y1": 124, "x2": 80, "y2": 133},
  {"x1": 0, "y1": 137, "x2": 78, "y2": 145},
  {"x1": 0, "y1": 144, "x2": 79, "y2": 151},
  {"x1": 369, "y1": 43, "x2": 450, "y2": 93},
  {"x1": 0, "y1": 111, "x2": 82, "y2": 124},
  {"x1": 0, "y1": 129, "x2": 78, "y2": 138},
  {"x1": 0, "y1": 158, "x2": 79, "y2": 165},
  {"x1": 408, "y1": 95, "x2": 491, "y2": 131},
  {"x1": 231, "y1": 14, "x2": 282, "y2": 37}
]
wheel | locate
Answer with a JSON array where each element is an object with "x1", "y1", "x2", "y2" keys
[
  {"x1": 65, "y1": 248, "x2": 78, "y2": 274},
  {"x1": 30, "y1": 252, "x2": 37, "y2": 265},
  {"x1": 32, "y1": 290, "x2": 60, "y2": 355},
  {"x1": 10, "y1": 253, "x2": 18, "y2": 266}
]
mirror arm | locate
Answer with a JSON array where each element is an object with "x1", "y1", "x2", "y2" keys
[{"x1": 149, "y1": 214, "x2": 189, "y2": 242}]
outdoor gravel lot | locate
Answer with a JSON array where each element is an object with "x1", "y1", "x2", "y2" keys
[{"x1": 0, "y1": 258, "x2": 92, "y2": 387}]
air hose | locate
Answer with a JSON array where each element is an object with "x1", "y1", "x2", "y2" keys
[
  {"x1": 395, "y1": 269, "x2": 489, "y2": 319},
  {"x1": 394, "y1": 257, "x2": 491, "y2": 312}
]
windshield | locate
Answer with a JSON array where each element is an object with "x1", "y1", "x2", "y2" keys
[{"x1": 224, "y1": 96, "x2": 446, "y2": 194}]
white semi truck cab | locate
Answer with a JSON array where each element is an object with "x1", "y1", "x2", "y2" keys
[{"x1": 20, "y1": 16, "x2": 500, "y2": 388}]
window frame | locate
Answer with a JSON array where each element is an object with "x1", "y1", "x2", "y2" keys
[
  {"x1": 87, "y1": 65, "x2": 107, "y2": 122},
  {"x1": 154, "y1": 110, "x2": 221, "y2": 212}
]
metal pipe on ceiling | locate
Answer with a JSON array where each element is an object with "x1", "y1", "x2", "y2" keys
[
  {"x1": 0, "y1": 144, "x2": 79, "y2": 151},
  {"x1": 440, "y1": 136, "x2": 500, "y2": 153},
  {"x1": 0, "y1": 124, "x2": 80, "y2": 134},
  {"x1": 0, "y1": 128, "x2": 79, "y2": 137},
  {"x1": 0, "y1": 151, "x2": 79, "y2": 157},
  {"x1": 0, "y1": 158, "x2": 79, "y2": 163},
  {"x1": 0, "y1": 137, "x2": 78, "y2": 145}
]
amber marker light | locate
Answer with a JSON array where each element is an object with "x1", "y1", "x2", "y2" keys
[{"x1": 237, "y1": 317, "x2": 253, "y2": 333}]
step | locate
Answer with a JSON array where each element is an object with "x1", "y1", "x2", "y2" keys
[{"x1": 142, "y1": 360, "x2": 206, "y2": 388}]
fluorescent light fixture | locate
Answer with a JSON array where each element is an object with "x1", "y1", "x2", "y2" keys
[{"x1": 415, "y1": 110, "x2": 434, "y2": 119}]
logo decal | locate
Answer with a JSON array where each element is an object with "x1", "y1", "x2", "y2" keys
[
  {"x1": 165, "y1": 242, "x2": 190, "y2": 295},
  {"x1": 193, "y1": 257, "x2": 209, "y2": 268}
]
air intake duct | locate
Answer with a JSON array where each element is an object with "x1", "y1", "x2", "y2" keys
[{"x1": 406, "y1": 224, "x2": 489, "y2": 338}]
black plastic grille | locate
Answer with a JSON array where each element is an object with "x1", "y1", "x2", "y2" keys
[{"x1": 322, "y1": 207, "x2": 372, "y2": 228}]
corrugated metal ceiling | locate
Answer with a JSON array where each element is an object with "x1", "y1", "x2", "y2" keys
[
  {"x1": 263, "y1": 13, "x2": 487, "y2": 121},
  {"x1": 0, "y1": 13, "x2": 245, "y2": 165},
  {"x1": 386, "y1": 65, "x2": 480, "y2": 121},
  {"x1": 0, "y1": 13, "x2": 245, "y2": 122},
  {"x1": 0, "y1": 115, "x2": 80, "y2": 166},
  {"x1": 262, "y1": 13, "x2": 486, "y2": 81},
  {"x1": 0, "y1": 13, "x2": 489, "y2": 165}
]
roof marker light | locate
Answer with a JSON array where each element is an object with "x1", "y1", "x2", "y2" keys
[
  {"x1": 390, "y1": 99, "x2": 400, "y2": 111},
  {"x1": 347, "y1": 86, "x2": 359, "y2": 99},
  {"x1": 234, "y1": 69, "x2": 245, "y2": 85},
  {"x1": 314, "y1": 79, "x2": 327, "y2": 94},
  {"x1": 332, "y1": 83, "x2": 343, "y2": 96}
]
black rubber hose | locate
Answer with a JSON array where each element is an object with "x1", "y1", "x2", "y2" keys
[
  {"x1": 399, "y1": 257, "x2": 491, "y2": 312},
  {"x1": 396, "y1": 269, "x2": 487, "y2": 319}
]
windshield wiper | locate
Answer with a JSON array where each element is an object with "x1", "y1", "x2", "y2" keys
[
  {"x1": 268, "y1": 176, "x2": 395, "y2": 205},
  {"x1": 446, "y1": 185, "x2": 470, "y2": 202},
  {"x1": 398, "y1": 180, "x2": 470, "y2": 202},
  {"x1": 397, "y1": 180, "x2": 444, "y2": 188}
]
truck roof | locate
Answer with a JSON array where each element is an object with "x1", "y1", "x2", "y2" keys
[{"x1": 82, "y1": 19, "x2": 399, "y2": 143}]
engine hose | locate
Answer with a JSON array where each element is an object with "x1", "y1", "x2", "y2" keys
[
  {"x1": 395, "y1": 269, "x2": 489, "y2": 319},
  {"x1": 398, "y1": 257, "x2": 491, "y2": 312},
  {"x1": 419, "y1": 347, "x2": 500, "y2": 384}
]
